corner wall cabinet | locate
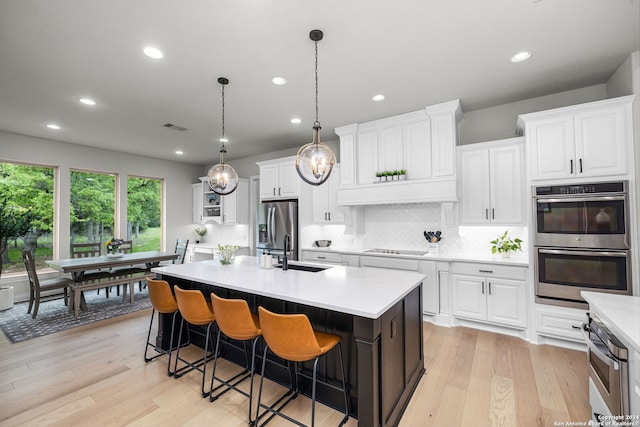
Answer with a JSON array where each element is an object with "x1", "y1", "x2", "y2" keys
[
  {"x1": 517, "y1": 95, "x2": 634, "y2": 181},
  {"x1": 312, "y1": 165, "x2": 344, "y2": 223},
  {"x1": 458, "y1": 137, "x2": 524, "y2": 225},
  {"x1": 451, "y1": 262, "x2": 527, "y2": 330},
  {"x1": 256, "y1": 156, "x2": 300, "y2": 201},
  {"x1": 334, "y1": 99, "x2": 462, "y2": 206},
  {"x1": 193, "y1": 177, "x2": 248, "y2": 224}
]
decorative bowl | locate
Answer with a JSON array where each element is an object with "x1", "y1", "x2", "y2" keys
[{"x1": 314, "y1": 240, "x2": 332, "y2": 247}]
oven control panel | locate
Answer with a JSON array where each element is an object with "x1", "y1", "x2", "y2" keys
[{"x1": 535, "y1": 181, "x2": 627, "y2": 196}]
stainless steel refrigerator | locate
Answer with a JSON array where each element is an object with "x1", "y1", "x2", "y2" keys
[{"x1": 256, "y1": 200, "x2": 298, "y2": 261}]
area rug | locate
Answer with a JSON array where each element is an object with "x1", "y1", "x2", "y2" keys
[{"x1": 0, "y1": 288, "x2": 151, "y2": 343}]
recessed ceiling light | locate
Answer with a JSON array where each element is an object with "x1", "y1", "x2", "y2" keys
[
  {"x1": 371, "y1": 94, "x2": 385, "y2": 102},
  {"x1": 272, "y1": 77, "x2": 287, "y2": 85},
  {"x1": 175, "y1": 150, "x2": 184, "y2": 155},
  {"x1": 510, "y1": 51, "x2": 531, "y2": 63},
  {"x1": 46, "y1": 123, "x2": 61, "y2": 130},
  {"x1": 143, "y1": 46, "x2": 164, "y2": 59},
  {"x1": 290, "y1": 118, "x2": 301, "y2": 124},
  {"x1": 79, "y1": 98, "x2": 96, "y2": 106},
  {"x1": 219, "y1": 137, "x2": 228, "y2": 143}
]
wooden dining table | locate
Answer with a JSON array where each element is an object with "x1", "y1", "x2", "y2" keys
[{"x1": 46, "y1": 251, "x2": 179, "y2": 317}]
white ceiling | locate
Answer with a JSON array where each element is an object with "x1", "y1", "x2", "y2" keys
[{"x1": 0, "y1": 0, "x2": 638, "y2": 166}]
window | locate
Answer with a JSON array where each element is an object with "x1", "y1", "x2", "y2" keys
[
  {"x1": 127, "y1": 176, "x2": 162, "y2": 252},
  {"x1": 70, "y1": 170, "x2": 115, "y2": 252},
  {"x1": 0, "y1": 162, "x2": 55, "y2": 274}
]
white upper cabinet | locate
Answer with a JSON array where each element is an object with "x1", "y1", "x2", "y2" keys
[
  {"x1": 334, "y1": 99, "x2": 462, "y2": 206},
  {"x1": 458, "y1": 138, "x2": 524, "y2": 225},
  {"x1": 257, "y1": 156, "x2": 301, "y2": 201},
  {"x1": 194, "y1": 178, "x2": 248, "y2": 224},
  {"x1": 312, "y1": 165, "x2": 344, "y2": 223},
  {"x1": 518, "y1": 96, "x2": 634, "y2": 182}
]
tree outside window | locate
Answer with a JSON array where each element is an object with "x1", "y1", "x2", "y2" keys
[
  {"x1": 0, "y1": 162, "x2": 54, "y2": 275},
  {"x1": 70, "y1": 170, "x2": 115, "y2": 249},
  {"x1": 127, "y1": 176, "x2": 161, "y2": 252}
]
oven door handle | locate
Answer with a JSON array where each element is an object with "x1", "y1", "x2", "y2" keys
[
  {"x1": 538, "y1": 248, "x2": 628, "y2": 258},
  {"x1": 535, "y1": 196, "x2": 626, "y2": 203},
  {"x1": 580, "y1": 323, "x2": 620, "y2": 371}
]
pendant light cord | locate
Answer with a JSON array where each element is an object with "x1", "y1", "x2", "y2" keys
[
  {"x1": 314, "y1": 39, "x2": 320, "y2": 128},
  {"x1": 221, "y1": 83, "x2": 226, "y2": 144}
]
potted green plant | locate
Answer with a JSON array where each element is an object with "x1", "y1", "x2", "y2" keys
[
  {"x1": 399, "y1": 169, "x2": 407, "y2": 180},
  {"x1": 490, "y1": 230, "x2": 523, "y2": 258},
  {"x1": 384, "y1": 171, "x2": 392, "y2": 181},
  {"x1": 195, "y1": 227, "x2": 207, "y2": 243},
  {"x1": 218, "y1": 244, "x2": 240, "y2": 265},
  {"x1": 375, "y1": 171, "x2": 383, "y2": 183}
]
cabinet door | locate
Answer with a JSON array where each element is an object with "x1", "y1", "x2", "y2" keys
[
  {"x1": 404, "y1": 119, "x2": 432, "y2": 180},
  {"x1": 260, "y1": 165, "x2": 278, "y2": 199},
  {"x1": 222, "y1": 190, "x2": 237, "y2": 224},
  {"x1": 487, "y1": 278, "x2": 527, "y2": 328},
  {"x1": 192, "y1": 183, "x2": 203, "y2": 224},
  {"x1": 575, "y1": 106, "x2": 627, "y2": 178},
  {"x1": 357, "y1": 130, "x2": 378, "y2": 184},
  {"x1": 528, "y1": 116, "x2": 575, "y2": 181},
  {"x1": 278, "y1": 161, "x2": 300, "y2": 198},
  {"x1": 327, "y1": 167, "x2": 344, "y2": 223},
  {"x1": 420, "y1": 261, "x2": 438, "y2": 315},
  {"x1": 459, "y1": 149, "x2": 490, "y2": 224},
  {"x1": 378, "y1": 125, "x2": 403, "y2": 173},
  {"x1": 312, "y1": 178, "x2": 330, "y2": 223},
  {"x1": 490, "y1": 144, "x2": 523, "y2": 224},
  {"x1": 451, "y1": 274, "x2": 487, "y2": 321}
]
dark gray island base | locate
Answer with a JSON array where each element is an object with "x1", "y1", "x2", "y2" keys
[{"x1": 156, "y1": 274, "x2": 424, "y2": 427}]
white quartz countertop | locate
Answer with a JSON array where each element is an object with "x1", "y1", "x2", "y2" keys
[
  {"x1": 302, "y1": 247, "x2": 529, "y2": 267},
  {"x1": 581, "y1": 291, "x2": 640, "y2": 351},
  {"x1": 153, "y1": 255, "x2": 425, "y2": 319}
]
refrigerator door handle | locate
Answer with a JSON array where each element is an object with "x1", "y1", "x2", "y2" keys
[{"x1": 269, "y1": 207, "x2": 276, "y2": 245}]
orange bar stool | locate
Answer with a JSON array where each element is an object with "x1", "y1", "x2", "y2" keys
[
  {"x1": 256, "y1": 306, "x2": 349, "y2": 427},
  {"x1": 144, "y1": 278, "x2": 186, "y2": 376},
  {"x1": 173, "y1": 286, "x2": 218, "y2": 397},
  {"x1": 208, "y1": 293, "x2": 262, "y2": 425}
]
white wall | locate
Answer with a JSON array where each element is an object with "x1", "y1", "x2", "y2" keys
[
  {"x1": 459, "y1": 84, "x2": 607, "y2": 145},
  {"x1": 0, "y1": 130, "x2": 203, "y2": 300}
]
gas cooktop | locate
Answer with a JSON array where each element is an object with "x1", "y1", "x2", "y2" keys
[{"x1": 364, "y1": 248, "x2": 429, "y2": 256}]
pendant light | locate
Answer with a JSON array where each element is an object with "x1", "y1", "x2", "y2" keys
[
  {"x1": 295, "y1": 29, "x2": 336, "y2": 186},
  {"x1": 208, "y1": 77, "x2": 239, "y2": 195}
]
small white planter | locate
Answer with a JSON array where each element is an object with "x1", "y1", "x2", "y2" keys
[{"x1": 0, "y1": 286, "x2": 14, "y2": 311}]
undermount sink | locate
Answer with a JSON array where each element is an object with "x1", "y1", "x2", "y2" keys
[
  {"x1": 364, "y1": 248, "x2": 429, "y2": 256},
  {"x1": 274, "y1": 263, "x2": 330, "y2": 273}
]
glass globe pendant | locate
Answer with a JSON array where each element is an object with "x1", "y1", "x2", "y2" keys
[
  {"x1": 295, "y1": 29, "x2": 335, "y2": 186},
  {"x1": 207, "y1": 77, "x2": 239, "y2": 195}
]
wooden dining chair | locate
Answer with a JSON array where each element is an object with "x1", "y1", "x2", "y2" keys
[
  {"x1": 22, "y1": 250, "x2": 73, "y2": 319},
  {"x1": 70, "y1": 242, "x2": 102, "y2": 257}
]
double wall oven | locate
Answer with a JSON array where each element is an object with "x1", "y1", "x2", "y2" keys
[{"x1": 533, "y1": 181, "x2": 632, "y2": 308}]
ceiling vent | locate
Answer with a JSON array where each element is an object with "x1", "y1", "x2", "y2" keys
[{"x1": 163, "y1": 123, "x2": 187, "y2": 132}]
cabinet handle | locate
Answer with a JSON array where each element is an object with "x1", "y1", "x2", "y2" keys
[
  {"x1": 570, "y1": 159, "x2": 574, "y2": 174},
  {"x1": 273, "y1": 188, "x2": 276, "y2": 196},
  {"x1": 488, "y1": 282, "x2": 492, "y2": 295},
  {"x1": 481, "y1": 281, "x2": 485, "y2": 294},
  {"x1": 328, "y1": 212, "x2": 331, "y2": 221},
  {"x1": 485, "y1": 208, "x2": 489, "y2": 220},
  {"x1": 492, "y1": 208, "x2": 495, "y2": 220},
  {"x1": 479, "y1": 269, "x2": 493, "y2": 273},
  {"x1": 279, "y1": 188, "x2": 282, "y2": 196},
  {"x1": 317, "y1": 256, "x2": 326, "y2": 259},
  {"x1": 579, "y1": 158, "x2": 583, "y2": 173}
]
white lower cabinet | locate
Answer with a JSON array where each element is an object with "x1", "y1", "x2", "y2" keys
[
  {"x1": 301, "y1": 251, "x2": 344, "y2": 266},
  {"x1": 534, "y1": 304, "x2": 586, "y2": 343},
  {"x1": 451, "y1": 262, "x2": 527, "y2": 329},
  {"x1": 359, "y1": 256, "x2": 439, "y2": 316}
]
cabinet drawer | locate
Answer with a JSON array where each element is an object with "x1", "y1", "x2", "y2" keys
[
  {"x1": 360, "y1": 256, "x2": 419, "y2": 271},
  {"x1": 450, "y1": 262, "x2": 526, "y2": 280},
  {"x1": 632, "y1": 349, "x2": 640, "y2": 415},
  {"x1": 302, "y1": 251, "x2": 342, "y2": 264},
  {"x1": 535, "y1": 307, "x2": 585, "y2": 342}
]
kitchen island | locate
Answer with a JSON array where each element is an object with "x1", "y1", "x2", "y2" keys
[{"x1": 152, "y1": 256, "x2": 426, "y2": 427}]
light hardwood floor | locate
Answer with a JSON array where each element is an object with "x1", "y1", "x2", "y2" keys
[{"x1": 0, "y1": 309, "x2": 591, "y2": 426}]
